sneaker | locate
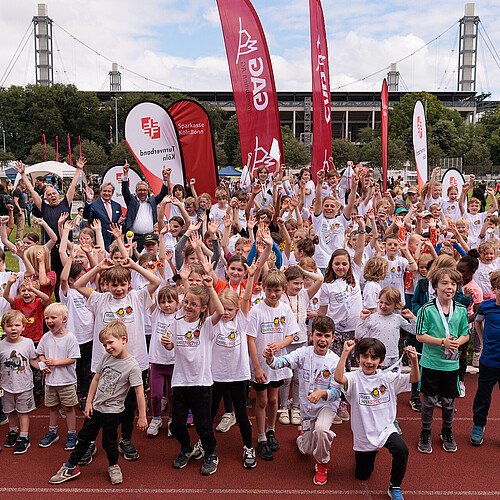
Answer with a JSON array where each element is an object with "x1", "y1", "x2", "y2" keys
[
  {"x1": 147, "y1": 418, "x2": 162, "y2": 437},
  {"x1": 39, "y1": 430, "x2": 59, "y2": 448},
  {"x1": 13, "y1": 436, "x2": 30, "y2": 455},
  {"x1": 79, "y1": 397, "x2": 87, "y2": 413},
  {"x1": 49, "y1": 464, "x2": 81, "y2": 484},
  {"x1": 337, "y1": 401, "x2": 350, "y2": 421},
  {"x1": 265, "y1": 430, "x2": 280, "y2": 452},
  {"x1": 472, "y1": 351, "x2": 481, "y2": 368},
  {"x1": 290, "y1": 408, "x2": 301, "y2": 425},
  {"x1": 440, "y1": 429, "x2": 457, "y2": 452},
  {"x1": 459, "y1": 381, "x2": 466, "y2": 398},
  {"x1": 313, "y1": 462, "x2": 330, "y2": 486},
  {"x1": 388, "y1": 486, "x2": 404, "y2": 499},
  {"x1": 65, "y1": 433, "x2": 78, "y2": 451},
  {"x1": 118, "y1": 439, "x2": 139, "y2": 460},
  {"x1": 108, "y1": 464, "x2": 123, "y2": 485},
  {"x1": 4, "y1": 430, "x2": 19, "y2": 448},
  {"x1": 278, "y1": 409, "x2": 290, "y2": 425},
  {"x1": 0, "y1": 415, "x2": 9, "y2": 426},
  {"x1": 200, "y1": 452, "x2": 219, "y2": 475},
  {"x1": 78, "y1": 441, "x2": 97, "y2": 465},
  {"x1": 216, "y1": 412, "x2": 236, "y2": 433},
  {"x1": 435, "y1": 398, "x2": 442, "y2": 408},
  {"x1": 470, "y1": 424, "x2": 484, "y2": 446},
  {"x1": 409, "y1": 398, "x2": 422, "y2": 412},
  {"x1": 256, "y1": 441, "x2": 273, "y2": 461},
  {"x1": 417, "y1": 431, "x2": 432, "y2": 454},
  {"x1": 243, "y1": 446, "x2": 257, "y2": 469},
  {"x1": 332, "y1": 414, "x2": 343, "y2": 425},
  {"x1": 173, "y1": 441, "x2": 204, "y2": 469},
  {"x1": 394, "y1": 420, "x2": 402, "y2": 435}
]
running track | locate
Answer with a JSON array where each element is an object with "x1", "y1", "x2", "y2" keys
[{"x1": 0, "y1": 373, "x2": 498, "y2": 499}]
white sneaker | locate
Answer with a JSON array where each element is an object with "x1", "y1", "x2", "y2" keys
[
  {"x1": 472, "y1": 352, "x2": 481, "y2": 368},
  {"x1": 216, "y1": 412, "x2": 236, "y2": 433},
  {"x1": 278, "y1": 409, "x2": 290, "y2": 425},
  {"x1": 332, "y1": 414, "x2": 343, "y2": 425},
  {"x1": 337, "y1": 401, "x2": 350, "y2": 421},
  {"x1": 147, "y1": 417, "x2": 162, "y2": 437},
  {"x1": 459, "y1": 381, "x2": 466, "y2": 398},
  {"x1": 290, "y1": 408, "x2": 301, "y2": 425},
  {"x1": 108, "y1": 464, "x2": 123, "y2": 485}
]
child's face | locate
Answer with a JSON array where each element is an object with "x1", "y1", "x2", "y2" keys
[
  {"x1": 448, "y1": 188, "x2": 458, "y2": 201},
  {"x1": 480, "y1": 247, "x2": 495, "y2": 264},
  {"x1": 286, "y1": 277, "x2": 304, "y2": 296},
  {"x1": 222, "y1": 300, "x2": 238, "y2": 322},
  {"x1": 378, "y1": 297, "x2": 396, "y2": 316},
  {"x1": 456, "y1": 222, "x2": 468, "y2": 236},
  {"x1": 186, "y1": 253, "x2": 199, "y2": 266},
  {"x1": 74, "y1": 249, "x2": 89, "y2": 267},
  {"x1": 79, "y1": 233, "x2": 93, "y2": 246},
  {"x1": 23, "y1": 237, "x2": 36, "y2": 248},
  {"x1": 358, "y1": 350, "x2": 382, "y2": 376},
  {"x1": 432, "y1": 184, "x2": 442, "y2": 198},
  {"x1": 418, "y1": 262, "x2": 428, "y2": 277},
  {"x1": 19, "y1": 285, "x2": 35, "y2": 303},
  {"x1": 185, "y1": 203, "x2": 195, "y2": 215},
  {"x1": 44, "y1": 312, "x2": 67, "y2": 334},
  {"x1": 199, "y1": 197, "x2": 210, "y2": 210},
  {"x1": 331, "y1": 255, "x2": 350, "y2": 278},
  {"x1": 234, "y1": 243, "x2": 244, "y2": 256},
  {"x1": 435, "y1": 276, "x2": 458, "y2": 302},
  {"x1": 111, "y1": 253, "x2": 126, "y2": 266},
  {"x1": 187, "y1": 272, "x2": 203, "y2": 287},
  {"x1": 312, "y1": 329, "x2": 334, "y2": 356},
  {"x1": 159, "y1": 297, "x2": 177, "y2": 315},
  {"x1": 227, "y1": 261, "x2": 246, "y2": 284},
  {"x1": 108, "y1": 279, "x2": 130, "y2": 300},
  {"x1": 101, "y1": 334, "x2": 127, "y2": 358},
  {"x1": 169, "y1": 221, "x2": 182, "y2": 237},
  {"x1": 3, "y1": 319, "x2": 25, "y2": 342},
  {"x1": 263, "y1": 285, "x2": 285, "y2": 306},
  {"x1": 217, "y1": 195, "x2": 227, "y2": 207},
  {"x1": 322, "y1": 199, "x2": 338, "y2": 218},
  {"x1": 468, "y1": 200, "x2": 480, "y2": 215},
  {"x1": 258, "y1": 169, "x2": 269, "y2": 182},
  {"x1": 385, "y1": 239, "x2": 399, "y2": 257},
  {"x1": 456, "y1": 260, "x2": 473, "y2": 284},
  {"x1": 174, "y1": 188, "x2": 184, "y2": 200},
  {"x1": 430, "y1": 206, "x2": 441, "y2": 218},
  {"x1": 183, "y1": 293, "x2": 206, "y2": 322},
  {"x1": 492, "y1": 284, "x2": 500, "y2": 303},
  {"x1": 144, "y1": 242, "x2": 158, "y2": 254}
]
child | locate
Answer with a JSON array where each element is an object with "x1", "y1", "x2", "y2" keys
[
  {"x1": 0, "y1": 311, "x2": 39, "y2": 454},
  {"x1": 163, "y1": 275, "x2": 224, "y2": 475},
  {"x1": 470, "y1": 270, "x2": 500, "y2": 446},
  {"x1": 474, "y1": 241, "x2": 499, "y2": 300},
  {"x1": 357, "y1": 286, "x2": 416, "y2": 369},
  {"x1": 334, "y1": 338, "x2": 419, "y2": 500},
  {"x1": 362, "y1": 257, "x2": 389, "y2": 312},
  {"x1": 264, "y1": 316, "x2": 342, "y2": 486},
  {"x1": 416, "y1": 268, "x2": 470, "y2": 454},
  {"x1": 147, "y1": 285, "x2": 178, "y2": 437},
  {"x1": 49, "y1": 321, "x2": 147, "y2": 485},
  {"x1": 246, "y1": 269, "x2": 300, "y2": 461},
  {"x1": 37, "y1": 303, "x2": 81, "y2": 451}
]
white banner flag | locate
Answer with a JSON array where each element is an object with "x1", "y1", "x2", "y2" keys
[
  {"x1": 102, "y1": 165, "x2": 142, "y2": 215},
  {"x1": 441, "y1": 167, "x2": 465, "y2": 198},
  {"x1": 125, "y1": 101, "x2": 185, "y2": 194},
  {"x1": 412, "y1": 100, "x2": 428, "y2": 190}
]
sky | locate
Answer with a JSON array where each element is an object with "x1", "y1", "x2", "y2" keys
[{"x1": 1, "y1": 0, "x2": 500, "y2": 99}]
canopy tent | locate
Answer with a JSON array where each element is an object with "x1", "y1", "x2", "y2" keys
[
  {"x1": 13, "y1": 161, "x2": 77, "y2": 187},
  {"x1": 218, "y1": 165, "x2": 242, "y2": 177}
]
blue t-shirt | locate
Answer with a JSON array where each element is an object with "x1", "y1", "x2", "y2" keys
[{"x1": 477, "y1": 299, "x2": 500, "y2": 368}]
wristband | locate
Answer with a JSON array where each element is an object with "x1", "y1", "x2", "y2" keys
[{"x1": 440, "y1": 338, "x2": 445, "y2": 347}]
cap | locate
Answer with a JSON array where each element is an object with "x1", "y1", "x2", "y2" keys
[
  {"x1": 395, "y1": 207, "x2": 408, "y2": 215},
  {"x1": 395, "y1": 199, "x2": 405, "y2": 207},
  {"x1": 407, "y1": 188, "x2": 418, "y2": 194},
  {"x1": 421, "y1": 210, "x2": 432, "y2": 217},
  {"x1": 144, "y1": 233, "x2": 159, "y2": 243}
]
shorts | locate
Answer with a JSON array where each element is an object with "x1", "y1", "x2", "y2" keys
[
  {"x1": 419, "y1": 367, "x2": 460, "y2": 399},
  {"x1": 45, "y1": 384, "x2": 78, "y2": 407},
  {"x1": 2, "y1": 389, "x2": 35, "y2": 414},
  {"x1": 252, "y1": 380, "x2": 284, "y2": 392}
]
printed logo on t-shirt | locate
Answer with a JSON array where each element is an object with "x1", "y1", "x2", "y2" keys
[
  {"x1": 358, "y1": 384, "x2": 390, "y2": 406},
  {"x1": 103, "y1": 306, "x2": 134, "y2": 324},
  {"x1": 3, "y1": 350, "x2": 28, "y2": 375},
  {"x1": 73, "y1": 296, "x2": 85, "y2": 309},
  {"x1": 176, "y1": 329, "x2": 200, "y2": 347},
  {"x1": 26, "y1": 317, "x2": 35, "y2": 324},
  {"x1": 99, "y1": 367, "x2": 121, "y2": 396},
  {"x1": 261, "y1": 317, "x2": 286, "y2": 335},
  {"x1": 215, "y1": 330, "x2": 241, "y2": 348}
]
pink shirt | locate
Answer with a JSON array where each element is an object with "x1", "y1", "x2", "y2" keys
[{"x1": 464, "y1": 279, "x2": 483, "y2": 316}]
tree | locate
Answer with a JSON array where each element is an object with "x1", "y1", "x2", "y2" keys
[
  {"x1": 357, "y1": 127, "x2": 378, "y2": 144},
  {"x1": 281, "y1": 126, "x2": 309, "y2": 168},
  {"x1": 222, "y1": 114, "x2": 241, "y2": 166},
  {"x1": 360, "y1": 137, "x2": 407, "y2": 170},
  {"x1": 464, "y1": 142, "x2": 493, "y2": 175},
  {"x1": 109, "y1": 140, "x2": 137, "y2": 168},
  {"x1": 331, "y1": 139, "x2": 359, "y2": 167},
  {"x1": 25, "y1": 143, "x2": 56, "y2": 164},
  {"x1": 215, "y1": 143, "x2": 227, "y2": 167},
  {"x1": 72, "y1": 140, "x2": 108, "y2": 173}
]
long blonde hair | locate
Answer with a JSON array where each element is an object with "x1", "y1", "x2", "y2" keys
[{"x1": 24, "y1": 245, "x2": 51, "y2": 273}]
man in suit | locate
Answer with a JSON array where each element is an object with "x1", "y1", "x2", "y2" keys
[
  {"x1": 83, "y1": 181, "x2": 122, "y2": 251},
  {"x1": 122, "y1": 160, "x2": 171, "y2": 252}
]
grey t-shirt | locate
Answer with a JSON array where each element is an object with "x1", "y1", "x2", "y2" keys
[{"x1": 92, "y1": 353, "x2": 142, "y2": 413}]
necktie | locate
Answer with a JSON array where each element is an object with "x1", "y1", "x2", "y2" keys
[{"x1": 105, "y1": 200, "x2": 112, "y2": 221}]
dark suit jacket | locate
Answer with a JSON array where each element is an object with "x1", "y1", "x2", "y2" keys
[
  {"x1": 83, "y1": 198, "x2": 122, "y2": 251},
  {"x1": 122, "y1": 179, "x2": 169, "y2": 233}
]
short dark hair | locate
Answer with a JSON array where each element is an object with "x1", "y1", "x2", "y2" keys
[
  {"x1": 355, "y1": 338, "x2": 386, "y2": 361},
  {"x1": 311, "y1": 316, "x2": 335, "y2": 334}
]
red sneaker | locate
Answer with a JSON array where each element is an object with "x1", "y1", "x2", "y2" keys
[{"x1": 313, "y1": 462, "x2": 330, "y2": 485}]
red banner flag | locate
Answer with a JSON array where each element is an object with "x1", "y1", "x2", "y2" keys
[
  {"x1": 217, "y1": 0, "x2": 283, "y2": 173},
  {"x1": 381, "y1": 79, "x2": 389, "y2": 192},
  {"x1": 67, "y1": 133, "x2": 72, "y2": 166},
  {"x1": 310, "y1": 0, "x2": 332, "y2": 179},
  {"x1": 168, "y1": 100, "x2": 218, "y2": 201},
  {"x1": 42, "y1": 133, "x2": 47, "y2": 160},
  {"x1": 55, "y1": 135, "x2": 59, "y2": 162},
  {"x1": 78, "y1": 135, "x2": 82, "y2": 158}
]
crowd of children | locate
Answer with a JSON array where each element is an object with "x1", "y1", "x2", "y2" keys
[{"x1": 0, "y1": 158, "x2": 498, "y2": 499}]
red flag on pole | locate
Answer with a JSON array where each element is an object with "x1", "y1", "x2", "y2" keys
[
  {"x1": 78, "y1": 135, "x2": 82, "y2": 158},
  {"x1": 381, "y1": 79, "x2": 389, "y2": 192},
  {"x1": 309, "y1": 0, "x2": 332, "y2": 180},
  {"x1": 55, "y1": 136, "x2": 59, "y2": 162},
  {"x1": 67, "y1": 133, "x2": 72, "y2": 166},
  {"x1": 42, "y1": 133, "x2": 47, "y2": 160},
  {"x1": 216, "y1": 0, "x2": 283, "y2": 173}
]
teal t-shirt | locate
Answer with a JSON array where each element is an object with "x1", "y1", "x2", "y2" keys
[{"x1": 416, "y1": 300, "x2": 469, "y2": 372}]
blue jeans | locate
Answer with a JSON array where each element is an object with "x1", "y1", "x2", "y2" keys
[{"x1": 473, "y1": 362, "x2": 500, "y2": 428}]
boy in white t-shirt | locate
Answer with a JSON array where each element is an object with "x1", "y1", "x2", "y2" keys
[
  {"x1": 36, "y1": 303, "x2": 81, "y2": 452},
  {"x1": 0, "y1": 311, "x2": 40, "y2": 455},
  {"x1": 246, "y1": 270, "x2": 300, "y2": 462},
  {"x1": 264, "y1": 316, "x2": 342, "y2": 486},
  {"x1": 334, "y1": 338, "x2": 419, "y2": 500}
]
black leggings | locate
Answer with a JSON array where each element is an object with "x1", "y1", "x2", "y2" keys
[
  {"x1": 354, "y1": 432, "x2": 409, "y2": 488},
  {"x1": 76, "y1": 340, "x2": 93, "y2": 400},
  {"x1": 119, "y1": 369, "x2": 148, "y2": 440},
  {"x1": 211, "y1": 381, "x2": 252, "y2": 448}
]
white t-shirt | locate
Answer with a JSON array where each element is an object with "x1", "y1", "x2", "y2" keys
[
  {"x1": 212, "y1": 310, "x2": 251, "y2": 382},
  {"x1": 475, "y1": 259, "x2": 500, "y2": 299},
  {"x1": 245, "y1": 300, "x2": 299, "y2": 382},
  {"x1": 36, "y1": 331, "x2": 80, "y2": 386},
  {"x1": 170, "y1": 315, "x2": 216, "y2": 387},
  {"x1": 379, "y1": 255, "x2": 409, "y2": 298},
  {"x1": 312, "y1": 213, "x2": 350, "y2": 268},
  {"x1": 280, "y1": 289, "x2": 309, "y2": 344},
  {"x1": 209, "y1": 204, "x2": 228, "y2": 231},
  {"x1": 86, "y1": 288, "x2": 153, "y2": 372},
  {"x1": 0, "y1": 337, "x2": 36, "y2": 393},
  {"x1": 465, "y1": 212, "x2": 488, "y2": 241},
  {"x1": 149, "y1": 310, "x2": 175, "y2": 365},
  {"x1": 441, "y1": 200, "x2": 462, "y2": 221},
  {"x1": 425, "y1": 195, "x2": 443, "y2": 210},
  {"x1": 0, "y1": 271, "x2": 22, "y2": 316},
  {"x1": 60, "y1": 287, "x2": 94, "y2": 344},
  {"x1": 362, "y1": 280, "x2": 382, "y2": 310},
  {"x1": 343, "y1": 369, "x2": 410, "y2": 451},
  {"x1": 294, "y1": 180, "x2": 316, "y2": 210}
]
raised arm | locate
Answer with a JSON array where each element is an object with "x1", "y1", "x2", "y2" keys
[
  {"x1": 314, "y1": 169, "x2": 325, "y2": 216},
  {"x1": 343, "y1": 174, "x2": 359, "y2": 220},
  {"x1": 66, "y1": 156, "x2": 85, "y2": 204},
  {"x1": 35, "y1": 217, "x2": 58, "y2": 251},
  {"x1": 15, "y1": 161, "x2": 42, "y2": 210},
  {"x1": 334, "y1": 340, "x2": 355, "y2": 385},
  {"x1": 3, "y1": 274, "x2": 18, "y2": 305},
  {"x1": 124, "y1": 258, "x2": 161, "y2": 296}
]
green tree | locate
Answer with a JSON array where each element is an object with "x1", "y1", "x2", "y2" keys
[
  {"x1": 360, "y1": 137, "x2": 407, "y2": 170},
  {"x1": 222, "y1": 114, "x2": 241, "y2": 166},
  {"x1": 281, "y1": 126, "x2": 309, "y2": 168},
  {"x1": 72, "y1": 140, "x2": 108, "y2": 173},
  {"x1": 331, "y1": 139, "x2": 359, "y2": 167},
  {"x1": 215, "y1": 142, "x2": 227, "y2": 167},
  {"x1": 464, "y1": 142, "x2": 493, "y2": 175},
  {"x1": 109, "y1": 140, "x2": 137, "y2": 168},
  {"x1": 25, "y1": 143, "x2": 57, "y2": 164},
  {"x1": 357, "y1": 127, "x2": 378, "y2": 144}
]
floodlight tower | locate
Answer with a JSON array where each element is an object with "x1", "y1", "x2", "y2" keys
[
  {"x1": 33, "y1": 3, "x2": 54, "y2": 86},
  {"x1": 387, "y1": 63, "x2": 399, "y2": 91},
  {"x1": 457, "y1": 3, "x2": 479, "y2": 91}
]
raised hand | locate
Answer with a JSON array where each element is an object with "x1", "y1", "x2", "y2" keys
[
  {"x1": 107, "y1": 223, "x2": 123, "y2": 240},
  {"x1": 123, "y1": 160, "x2": 130, "y2": 175},
  {"x1": 14, "y1": 161, "x2": 25, "y2": 174},
  {"x1": 76, "y1": 156, "x2": 87, "y2": 170},
  {"x1": 63, "y1": 219, "x2": 74, "y2": 231},
  {"x1": 58, "y1": 212, "x2": 69, "y2": 225}
]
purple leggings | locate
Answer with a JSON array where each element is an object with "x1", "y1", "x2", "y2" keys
[{"x1": 150, "y1": 363, "x2": 174, "y2": 418}]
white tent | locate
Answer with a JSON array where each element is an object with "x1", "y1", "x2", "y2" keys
[{"x1": 13, "y1": 161, "x2": 77, "y2": 187}]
